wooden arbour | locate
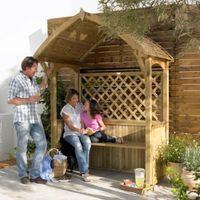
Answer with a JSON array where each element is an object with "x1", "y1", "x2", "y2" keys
[{"x1": 34, "y1": 10, "x2": 174, "y2": 186}]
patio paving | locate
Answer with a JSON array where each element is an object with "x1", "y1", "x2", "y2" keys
[{"x1": 0, "y1": 166, "x2": 175, "y2": 200}]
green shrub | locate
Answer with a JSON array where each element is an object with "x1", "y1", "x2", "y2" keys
[
  {"x1": 160, "y1": 136, "x2": 187, "y2": 164},
  {"x1": 166, "y1": 167, "x2": 188, "y2": 200},
  {"x1": 40, "y1": 77, "x2": 67, "y2": 141},
  {"x1": 183, "y1": 143, "x2": 200, "y2": 172}
]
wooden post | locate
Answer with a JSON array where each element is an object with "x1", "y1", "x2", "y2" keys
[
  {"x1": 74, "y1": 67, "x2": 80, "y2": 91},
  {"x1": 133, "y1": 50, "x2": 146, "y2": 76},
  {"x1": 50, "y1": 63, "x2": 57, "y2": 148},
  {"x1": 162, "y1": 62, "x2": 169, "y2": 144},
  {"x1": 145, "y1": 57, "x2": 153, "y2": 186}
]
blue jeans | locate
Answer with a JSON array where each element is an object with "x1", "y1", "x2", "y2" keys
[
  {"x1": 14, "y1": 122, "x2": 47, "y2": 179},
  {"x1": 90, "y1": 131, "x2": 116, "y2": 143},
  {"x1": 64, "y1": 134, "x2": 91, "y2": 174}
]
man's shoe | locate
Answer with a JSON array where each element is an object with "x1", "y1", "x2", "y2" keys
[
  {"x1": 20, "y1": 177, "x2": 30, "y2": 184},
  {"x1": 81, "y1": 173, "x2": 91, "y2": 182},
  {"x1": 30, "y1": 177, "x2": 47, "y2": 184}
]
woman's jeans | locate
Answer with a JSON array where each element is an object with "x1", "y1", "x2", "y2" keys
[
  {"x1": 14, "y1": 122, "x2": 47, "y2": 179},
  {"x1": 90, "y1": 131, "x2": 116, "y2": 143},
  {"x1": 64, "y1": 134, "x2": 91, "y2": 174}
]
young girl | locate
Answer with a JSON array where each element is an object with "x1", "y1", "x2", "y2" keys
[{"x1": 81, "y1": 99, "x2": 123, "y2": 144}]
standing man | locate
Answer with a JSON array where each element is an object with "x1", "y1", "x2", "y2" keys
[{"x1": 8, "y1": 56, "x2": 50, "y2": 184}]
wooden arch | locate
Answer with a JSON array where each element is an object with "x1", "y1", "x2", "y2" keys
[{"x1": 34, "y1": 10, "x2": 174, "y2": 187}]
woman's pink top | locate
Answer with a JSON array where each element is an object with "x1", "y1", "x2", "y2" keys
[{"x1": 81, "y1": 112, "x2": 102, "y2": 131}]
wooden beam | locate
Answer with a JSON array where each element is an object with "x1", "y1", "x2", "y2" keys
[
  {"x1": 50, "y1": 63, "x2": 57, "y2": 148},
  {"x1": 145, "y1": 57, "x2": 153, "y2": 186},
  {"x1": 51, "y1": 62, "x2": 80, "y2": 73},
  {"x1": 80, "y1": 36, "x2": 107, "y2": 62},
  {"x1": 162, "y1": 61, "x2": 169, "y2": 144},
  {"x1": 38, "y1": 56, "x2": 81, "y2": 66},
  {"x1": 40, "y1": 62, "x2": 48, "y2": 73},
  {"x1": 79, "y1": 8, "x2": 87, "y2": 21},
  {"x1": 133, "y1": 50, "x2": 146, "y2": 76},
  {"x1": 57, "y1": 36, "x2": 92, "y2": 47},
  {"x1": 150, "y1": 59, "x2": 168, "y2": 69},
  {"x1": 40, "y1": 61, "x2": 55, "y2": 77}
]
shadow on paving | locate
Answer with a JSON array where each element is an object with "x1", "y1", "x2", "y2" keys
[
  {"x1": 48, "y1": 169, "x2": 141, "y2": 200},
  {"x1": 0, "y1": 166, "x2": 174, "y2": 200},
  {"x1": 0, "y1": 167, "x2": 34, "y2": 193},
  {"x1": 88, "y1": 170, "x2": 175, "y2": 200},
  {"x1": 144, "y1": 181, "x2": 176, "y2": 200},
  {"x1": 46, "y1": 181, "x2": 141, "y2": 200},
  {"x1": 0, "y1": 166, "x2": 142, "y2": 200}
]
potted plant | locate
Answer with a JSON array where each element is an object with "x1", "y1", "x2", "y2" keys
[
  {"x1": 181, "y1": 143, "x2": 200, "y2": 191},
  {"x1": 159, "y1": 136, "x2": 186, "y2": 175},
  {"x1": 166, "y1": 166, "x2": 188, "y2": 200}
]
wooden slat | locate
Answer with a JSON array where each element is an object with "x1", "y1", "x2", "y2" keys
[
  {"x1": 80, "y1": 36, "x2": 107, "y2": 62},
  {"x1": 91, "y1": 142, "x2": 145, "y2": 149},
  {"x1": 171, "y1": 91, "x2": 200, "y2": 96},
  {"x1": 103, "y1": 119, "x2": 163, "y2": 126},
  {"x1": 174, "y1": 72, "x2": 200, "y2": 78},
  {"x1": 171, "y1": 79, "x2": 200, "y2": 84}
]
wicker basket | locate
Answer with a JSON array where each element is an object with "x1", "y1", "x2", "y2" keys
[
  {"x1": 48, "y1": 148, "x2": 67, "y2": 178},
  {"x1": 52, "y1": 159, "x2": 67, "y2": 178}
]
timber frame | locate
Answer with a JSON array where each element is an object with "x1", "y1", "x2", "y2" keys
[{"x1": 34, "y1": 10, "x2": 174, "y2": 186}]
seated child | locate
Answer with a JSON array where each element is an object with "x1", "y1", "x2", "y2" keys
[{"x1": 81, "y1": 99, "x2": 123, "y2": 144}]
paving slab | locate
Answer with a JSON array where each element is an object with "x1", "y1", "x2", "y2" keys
[{"x1": 0, "y1": 166, "x2": 175, "y2": 200}]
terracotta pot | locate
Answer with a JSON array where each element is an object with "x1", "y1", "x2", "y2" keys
[
  {"x1": 181, "y1": 168, "x2": 200, "y2": 191},
  {"x1": 0, "y1": 159, "x2": 16, "y2": 169},
  {"x1": 168, "y1": 162, "x2": 182, "y2": 175}
]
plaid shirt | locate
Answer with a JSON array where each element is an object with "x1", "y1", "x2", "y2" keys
[{"x1": 8, "y1": 72, "x2": 41, "y2": 123}]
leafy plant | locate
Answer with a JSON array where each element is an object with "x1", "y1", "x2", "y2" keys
[
  {"x1": 187, "y1": 170, "x2": 200, "y2": 200},
  {"x1": 8, "y1": 147, "x2": 17, "y2": 160},
  {"x1": 159, "y1": 136, "x2": 187, "y2": 164},
  {"x1": 99, "y1": 0, "x2": 200, "y2": 53},
  {"x1": 27, "y1": 140, "x2": 51, "y2": 162},
  {"x1": 27, "y1": 140, "x2": 35, "y2": 160},
  {"x1": 40, "y1": 75, "x2": 67, "y2": 141},
  {"x1": 166, "y1": 166, "x2": 189, "y2": 200},
  {"x1": 35, "y1": 76, "x2": 43, "y2": 85},
  {"x1": 183, "y1": 143, "x2": 200, "y2": 172}
]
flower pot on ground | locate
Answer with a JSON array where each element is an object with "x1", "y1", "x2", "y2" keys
[
  {"x1": 166, "y1": 166, "x2": 188, "y2": 199},
  {"x1": 181, "y1": 168, "x2": 200, "y2": 191},
  {"x1": 168, "y1": 162, "x2": 182, "y2": 175},
  {"x1": 0, "y1": 159, "x2": 16, "y2": 169},
  {"x1": 159, "y1": 136, "x2": 186, "y2": 175}
]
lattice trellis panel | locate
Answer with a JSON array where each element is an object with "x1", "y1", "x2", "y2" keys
[
  {"x1": 80, "y1": 72, "x2": 162, "y2": 121},
  {"x1": 152, "y1": 73, "x2": 162, "y2": 121}
]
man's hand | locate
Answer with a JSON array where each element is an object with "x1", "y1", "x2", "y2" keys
[
  {"x1": 28, "y1": 95, "x2": 41, "y2": 103},
  {"x1": 45, "y1": 66, "x2": 55, "y2": 77},
  {"x1": 39, "y1": 65, "x2": 55, "y2": 90}
]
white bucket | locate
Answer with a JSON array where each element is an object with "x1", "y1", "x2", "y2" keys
[{"x1": 134, "y1": 168, "x2": 145, "y2": 188}]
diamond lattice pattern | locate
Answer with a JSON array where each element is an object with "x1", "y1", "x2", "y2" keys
[{"x1": 81, "y1": 72, "x2": 162, "y2": 121}]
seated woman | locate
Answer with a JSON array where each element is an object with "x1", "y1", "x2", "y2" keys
[
  {"x1": 81, "y1": 99, "x2": 123, "y2": 144},
  {"x1": 60, "y1": 89, "x2": 91, "y2": 182}
]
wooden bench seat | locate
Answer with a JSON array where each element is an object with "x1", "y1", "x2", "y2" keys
[{"x1": 91, "y1": 142, "x2": 145, "y2": 149}]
